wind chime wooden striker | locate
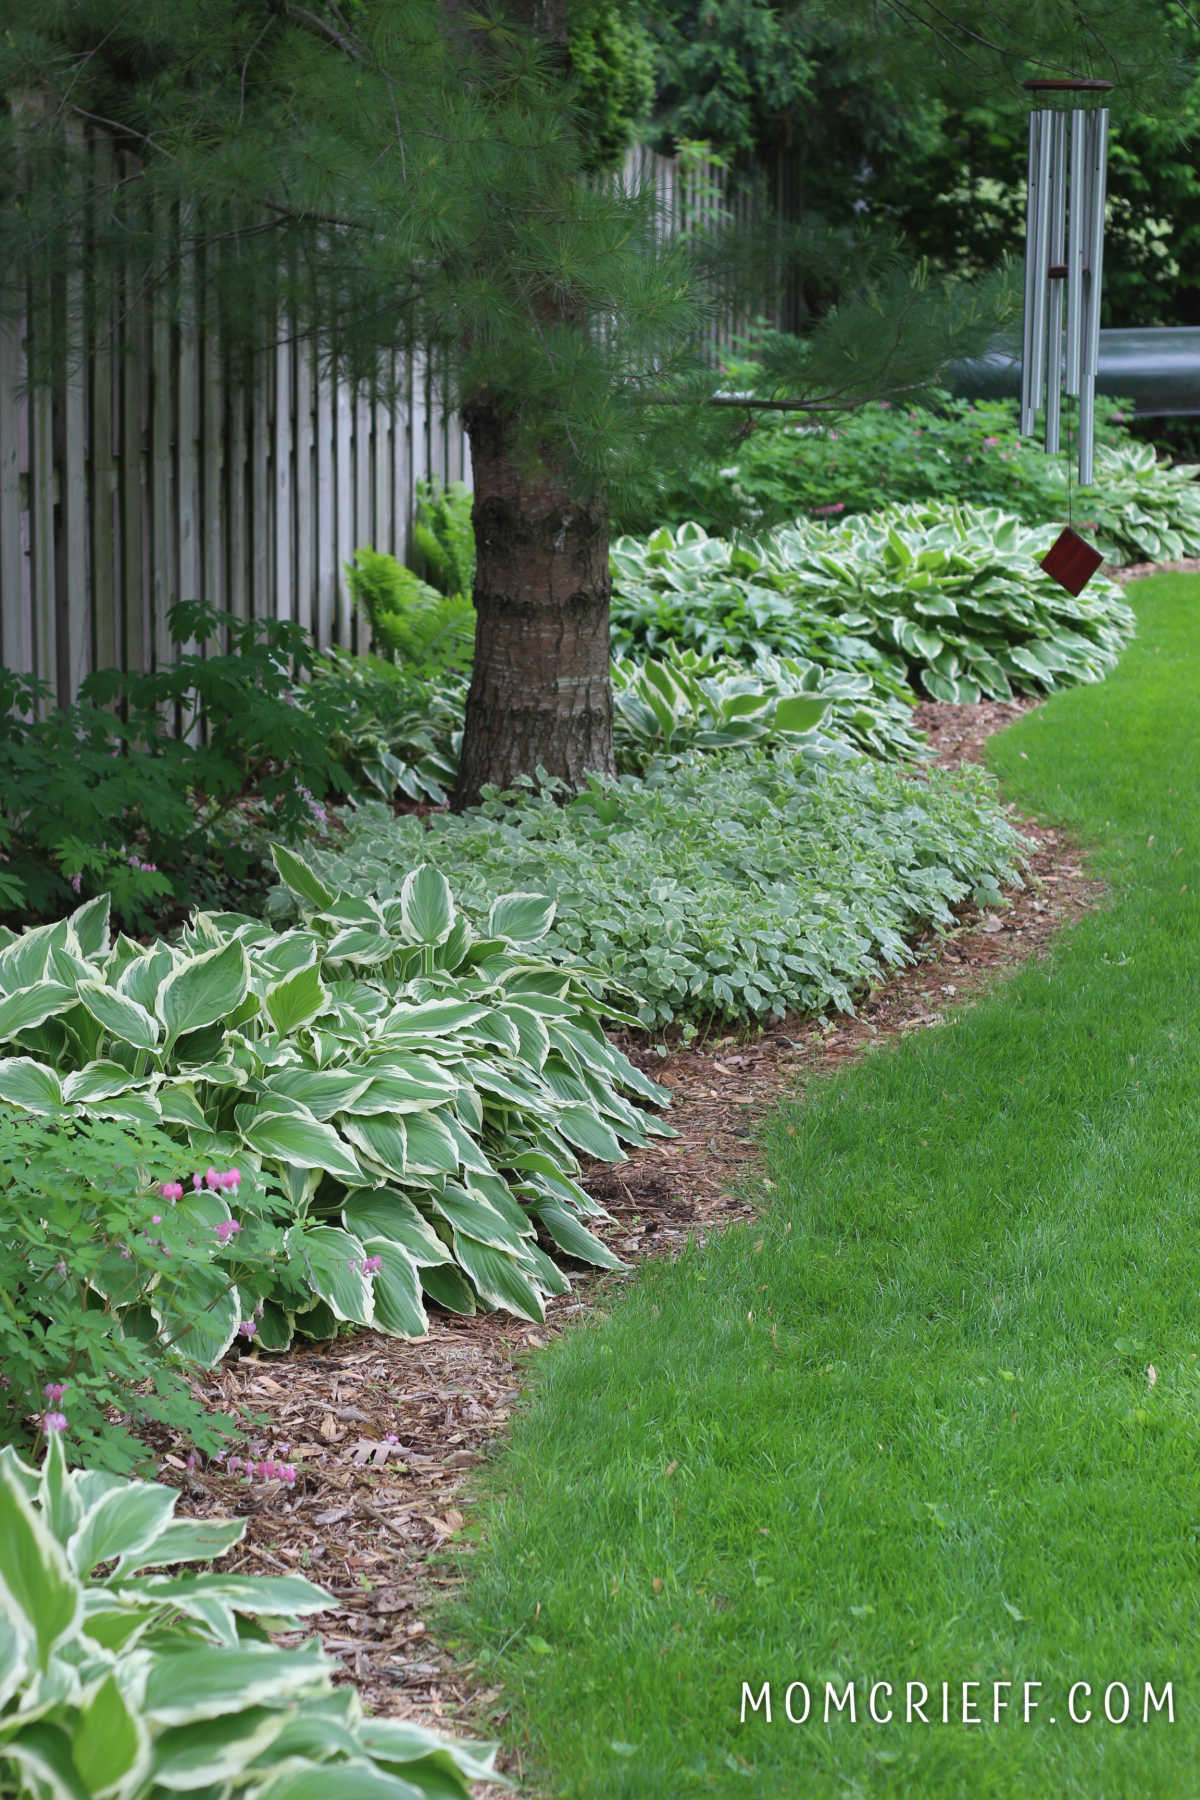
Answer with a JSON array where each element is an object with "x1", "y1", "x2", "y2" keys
[{"x1": 1021, "y1": 78, "x2": 1112, "y2": 593}]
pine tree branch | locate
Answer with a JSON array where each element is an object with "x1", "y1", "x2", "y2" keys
[{"x1": 266, "y1": 0, "x2": 362, "y2": 62}]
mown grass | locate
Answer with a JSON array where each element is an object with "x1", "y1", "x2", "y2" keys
[{"x1": 445, "y1": 573, "x2": 1200, "y2": 1799}]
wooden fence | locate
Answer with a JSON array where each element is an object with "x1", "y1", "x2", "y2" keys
[{"x1": 0, "y1": 139, "x2": 766, "y2": 709}]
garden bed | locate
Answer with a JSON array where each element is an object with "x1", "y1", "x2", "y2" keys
[{"x1": 154, "y1": 692, "x2": 1102, "y2": 1787}]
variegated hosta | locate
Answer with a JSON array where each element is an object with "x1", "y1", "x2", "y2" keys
[
  {"x1": 0, "y1": 1434, "x2": 502, "y2": 1798},
  {"x1": 0, "y1": 864, "x2": 672, "y2": 1356},
  {"x1": 766, "y1": 502, "x2": 1136, "y2": 704},
  {"x1": 1043, "y1": 441, "x2": 1200, "y2": 568},
  {"x1": 611, "y1": 640, "x2": 926, "y2": 769}
]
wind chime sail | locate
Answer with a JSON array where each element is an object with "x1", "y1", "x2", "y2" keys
[{"x1": 1020, "y1": 79, "x2": 1111, "y2": 488}]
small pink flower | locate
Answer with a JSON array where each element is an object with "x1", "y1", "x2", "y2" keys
[
  {"x1": 70, "y1": 873, "x2": 82, "y2": 894},
  {"x1": 43, "y1": 1412, "x2": 67, "y2": 1433},
  {"x1": 385, "y1": 1433, "x2": 399, "y2": 1444},
  {"x1": 205, "y1": 1167, "x2": 220, "y2": 1190},
  {"x1": 192, "y1": 1172, "x2": 203, "y2": 1191},
  {"x1": 879, "y1": 401, "x2": 890, "y2": 409},
  {"x1": 214, "y1": 1219, "x2": 242, "y2": 1245},
  {"x1": 982, "y1": 436, "x2": 1001, "y2": 448},
  {"x1": 43, "y1": 1382, "x2": 66, "y2": 1402},
  {"x1": 54, "y1": 1259, "x2": 67, "y2": 1277},
  {"x1": 151, "y1": 1213, "x2": 162, "y2": 1224},
  {"x1": 186, "y1": 1452, "x2": 197, "y2": 1470},
  {"x1": 237, "y1": 1320, "x2": 256, "y2": 1338}
]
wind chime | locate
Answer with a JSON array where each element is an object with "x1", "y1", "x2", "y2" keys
[{"x1": 1020, "y1": 77, "x2": 1112, "y2": 595}]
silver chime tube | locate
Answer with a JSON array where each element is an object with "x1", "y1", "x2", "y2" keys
[
  {"x1": 1078, "y1": 108, "x2": 1110, "y2": 485},
  {"x1": 1065, "y1": 110, "x2": 1088, "y2": 396},
  {"x1": 1021, "y1": 111, "x2": 1050, "y2": 435},
  {"x1": 1044, "y1": 112, "x2": 1067, "y2": 455}
]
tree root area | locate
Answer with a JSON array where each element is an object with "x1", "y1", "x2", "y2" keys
[{"x1": 158, "y1": 695, "x2": 1102, "y2": 1782}]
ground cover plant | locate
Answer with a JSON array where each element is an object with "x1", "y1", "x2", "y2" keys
[
  {"x1": 285, "y1": 754, "x2": 1026, "y2": 1029},
  {"x1": 0, "y1": 870, "x2": 671, "y2": 1349},
  {"x1": 0, "y1": 603, "x2": 346, "y2": 933},
  {"x1": 444, "y1": 571, "x2": 1200, "y2": 1797},
  {"x1": 0, "y1": 1431, "x2": 500, "y2": 1798}
]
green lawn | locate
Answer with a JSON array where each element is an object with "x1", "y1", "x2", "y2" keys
[{"x1": 446, "y1": 573, "x2": 1200, "y2": 1799}]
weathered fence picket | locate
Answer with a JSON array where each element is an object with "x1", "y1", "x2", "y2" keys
[{"x1": 0, "y1": 136, "x2": 766, "y2": 707}]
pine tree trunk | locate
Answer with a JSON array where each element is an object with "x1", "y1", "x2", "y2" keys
[{"x1": 452, "y1": 396, "x2": 614, "y2": 810}]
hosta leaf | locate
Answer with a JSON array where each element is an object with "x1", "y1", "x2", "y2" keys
[
  {"x1": 555, "y1": 1106, "x2": 625, "y2": 1163},
  {"x1": 149, "y1": 1706, "x2": 293, "y2": 1792},
  {"x1": 242, "y1": 1109, "x2": 366, "y2": 1184},
  {"x1": 342, "y1": 1191, "x2": 454, "y2": 1265},
  {"x1": 150, "y1": 1264, "x2": 242, "y2": 1369},
  {"x1": 0, "y1": 1056, "x2": 63, "y2": 1115},
  {"x1": 360, "y1": 1237, "x2": 429, "y2": 1337},
  {"x1": 73, "y1": 1670, "x2": 149, "y2": 1796},
  {"x1": 772, "y1": 695, "x2": 830, "y2": 734},
  {"x1": 265, "y1": 963, "x2": 329, "y2": 1036},
  {"x1": 0, "y1": 983, "x2": 78, "y2": 1042},
  {"x1": 75, "y1": 979, "x2": 162, "y2": 1052},
  {"x1": 0, "y1": 1723, "x2": 90, "y2": 1800},
  {"x1": 420, "y1": 1262, "x2": 477, "y2": 1314},
  {"x1": 452, "y1": 1233, "x2": 545, "y2": 1321},
  {"x1": 488, "y1": 893, "x2": 557, "y2": 942},
  {"x1": 270, "y1": 843, "x2": 335, "y2": 911},
  {"x1": 142, "y1": 1645, "x2": 331, "y2": 1725},
  {"x1": 260, "y1": 1067, "x2": 372, "y2": 1120},
  {"x1": 116, "y1": 1516, "x2": 246, "y2": 1574},
  {"x1": 61, "y1": 1062, "x2": 142, "y2": 1105},
  {"x1": 400, "y1": 863, "x2": 456, "y2": 945},
  {"x1": 430, "y1": 1185, "x2": 528, "y2": 1254},
  {"x1": 67, "y1": 893, "x2": 111, "y2": 961},
  {"x1": 535, "y1": 1200, "x2": 627, "y2": 1269},
  {"x1": 0, "y1": 1462, "x2": 81, "y2": 1666},
  {"x1": 285, "y1": 1224, "x2": 374, "y2": 1324},
  {"x1": 383, "y1": 999, "x2": 490, "y2": 1038},
  {"x1": 158, "y1": 942, "x2": 250, "y2": 1044},
  {"x1": 251, "y1": 1762, "x2": 424, "y2": 1800}
]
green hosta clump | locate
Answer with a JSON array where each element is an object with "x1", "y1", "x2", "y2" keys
[
  {"x1": 609, "y1": 522, "x2": 917, "y2": 715},
  {"x1": 1045, "y1": 441, "x2": 1200, "y2": 567},
  {"x1": 291, "y1": 754, "x2": 1027, "y2": 1029},
  {"x1": 611, "y1": 641, "x2": 927, "y2": 770},
  {"x1": 766, "y1": 502, "x2": 1136, "y2": 703},
  {"x1": 310, "y1": 651, "x2": 465, "y2": 806},
  {"x1": 0, "y1": 880, "x2": 671, "y2": 1349},
  {"x1": 0, "y1": 1433, "x2": 501, "y2": 1798}
]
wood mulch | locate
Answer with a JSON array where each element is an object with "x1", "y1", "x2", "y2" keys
[{"x1": 157, "y1": 693, "x2": 1104, "y2": 1794}]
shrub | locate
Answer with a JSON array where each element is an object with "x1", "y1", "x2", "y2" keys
[
  {"x1": 345, "y1": 544, "x2": 475, "y2": 677},
  {"x1": 0, "y1": 1433, "x2": 502, "y2": 1798},
  {"x1": 0, "y1": 1104, "x2": 250, "y2": 1475},
  {"x1": 610, "y1": 386, "x2": 1140, "y2": 540},
  {"x1": 291, "y1": 753, "x2": 1027, "y2": 1029},
  {"x1": 0, "y1": 603, "x2": 346, "y2": 932},
  {"x1": 0, "y1": 883, "x2": 672, "y2": 1346}
]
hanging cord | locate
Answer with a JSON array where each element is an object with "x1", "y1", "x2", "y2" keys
[{"x1": 1066, "y1": 388, "x2": 1075, "y2": 530}]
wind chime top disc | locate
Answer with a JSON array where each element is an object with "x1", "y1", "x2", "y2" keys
[{"x1": 1040, "y1": 526, "x2": 1105, "y2": 596}]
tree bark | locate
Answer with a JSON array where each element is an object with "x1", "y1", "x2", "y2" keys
[{"x1": 452, "y1": 395, "x2": 614, "y2": 810}]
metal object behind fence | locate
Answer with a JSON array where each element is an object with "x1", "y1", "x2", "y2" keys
[{"x1": 1020, "y1": 80, "x2": 1112, "y2": 485}]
